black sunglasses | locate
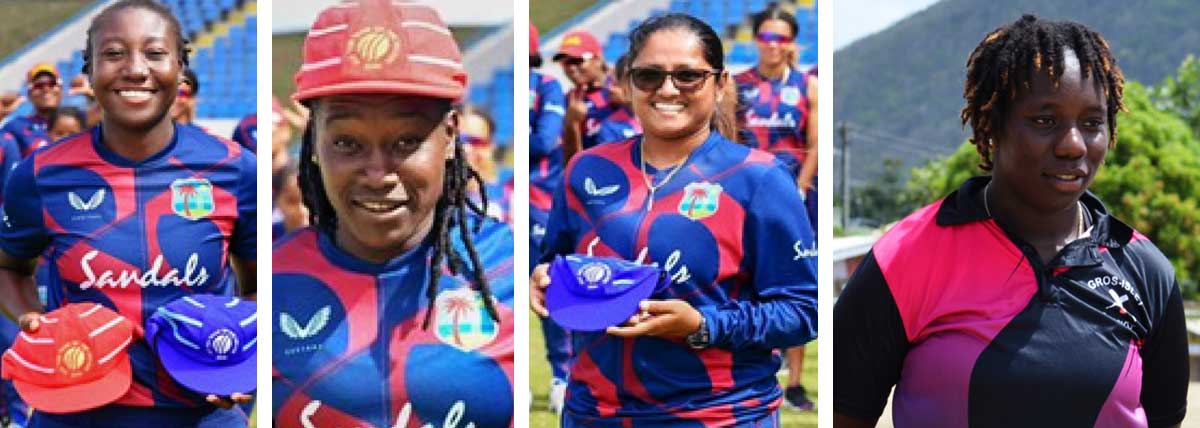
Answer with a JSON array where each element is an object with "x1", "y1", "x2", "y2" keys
[{"x1": 628, "y1": 68, "x2": 720, "y2": 92}]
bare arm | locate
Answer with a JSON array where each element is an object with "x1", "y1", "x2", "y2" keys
[
  {"x1": 798, "y1": 75, "x2": 818, "y2": 191},
  {"x1": 232, "y1": 255, "x2": 256, "y2": 300},
  {"x1": 561, "y1": 88, "x2": 587, "y2": 162},
  {"x1": 0, "y1": 248, "x2": 42, "y2": 323}
]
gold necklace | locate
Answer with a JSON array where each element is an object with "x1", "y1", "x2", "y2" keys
[{"x1": 639, "y1": 141, "x2": 688, "y2": 211}]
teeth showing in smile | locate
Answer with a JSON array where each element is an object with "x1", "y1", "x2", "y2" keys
[
  {"x1": 1053, "y1": 174, "x2": 1080, "y2": 180},
  {"x1": 355, "y1": 200, "x2": 403, "y2": 213},
  {"x1": 116, "y1": 90, "x2": 153, "y2": 101},
  {"x1": 653, "y1": 103, "x2": 684, "y2": 112}
]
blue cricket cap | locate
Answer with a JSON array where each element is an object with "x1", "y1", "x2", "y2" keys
[
  {"x1": 146, "y1": 294, "x2": 257, "y2": 395},
  {"x1": 545, "y1": 254, "x2": 669, "y2": 331}
]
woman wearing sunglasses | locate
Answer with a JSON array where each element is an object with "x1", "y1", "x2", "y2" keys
[
  {"x1": 531, "y1": 13, "x2": 817, "y2": 427},
  {"x1": 734, "y1": 7, "x2": 816, "y2": 195}
]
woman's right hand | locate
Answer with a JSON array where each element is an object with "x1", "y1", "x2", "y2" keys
[
  {"x1": 18, "y1": 312, "x2": 42, "y2": 333},
  {"x1": 530, "y1": 263, "x2": 551, "y2": 317}
]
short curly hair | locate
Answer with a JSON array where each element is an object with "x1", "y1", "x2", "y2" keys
[{"x1": 960, "y1": 14, "x2": 1125, "y2": 170}]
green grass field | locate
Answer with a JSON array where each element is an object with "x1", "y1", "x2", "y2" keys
[
  {"x1": 0, "y1": 0, "x2": 92, "y2": 61},
  {"x1": 529, "y1": 316, "x2": 817, "y2": 427}
]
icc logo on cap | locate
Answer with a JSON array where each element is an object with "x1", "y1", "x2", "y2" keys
[
  {"x1": 171, "y1": 178, "x2": 215, "y2": 220},
  {"x1": 347, "y1": 26, "x2": 401, "y2": 70},
  {"x1": 55, "y1": 340, "x2": 93, "y2": 378},
  {"x1": 206, "y1": 328, "x2": 239, "y2": 361},
  {"x1": 576, "y1": 262, "x2": 612, "y2": 289}
]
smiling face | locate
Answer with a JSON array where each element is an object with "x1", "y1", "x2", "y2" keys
[
  {"x1": 28, "y1": 74, "x2": 62, "y2": 114},
  {"x1": 991, "y1": 48, "x2": 1108, "y2": 212},
  {"x1": 559, "y1": 55, "x2": 606, "y2": 88},
  {"x1": 88, "y1": 7, "x2": 181, "y2": 133},
  {"x1": 49, "y1": 114, "x2": 83, "y2": 142},
  {"x1": 754, "y1": 18, "x2": 795, "y2": 69},
  {"x1": 628, "y1": 28, "x2": 722, "y2": 142},
  {"x1": 312, "y1": 94, "x2": 456, "y2": 262}
]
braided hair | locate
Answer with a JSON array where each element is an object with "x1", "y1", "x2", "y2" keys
[
  {"x1": 961, "y1": 14, "x2": 1125, "y2": 170},
  {"x1": 83, "y1": 0, "x2": 190, "y2": 75},
  {"x1": 297, "y1": 101, "x2": 501, "y2": 329}
]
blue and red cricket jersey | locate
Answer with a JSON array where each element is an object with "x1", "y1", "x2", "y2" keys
[
  {"x1": 530, "y1": 70, "x2": 566, "y2": 268},
  {"x1": 833, "y1": 177, "x2": 1188, "y2": 428},
  {"x1": 231, "y1": 114, "x2": 257, "y2": 154},
  {"x1": 0, "y1": 131, "x2": 21, "y2": 202},
  {"x1": 541, "y1": 132, "x2": 817, "y2": 427},
  {"x1": 576, "y1": 77, "x2": 638, "y2": 151},
  {"x1": 480, "y1": 167, "x2": 513, "y2": 224},
  {"x1": 733, "y1": 67, "x2": 810, "y2": 176},
  {"x1": 0, "y1": 123, "x2": 257, "y2": 412},
  {"x1": 273, "y1": 218, "x2": 515, "y2": 428},
  {"x1": 1, "y1": 114, "x2": 52, "y2": 157}
]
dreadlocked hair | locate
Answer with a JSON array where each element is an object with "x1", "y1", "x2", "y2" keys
[
  {"x1": 296, "y1": 105, "x2": 501, "y2": 330},
  {"x1": 83, "y1": 0, "x2": 191, "y2": 75},
  {"x1": 960, "y1": 14, "x2": 1125, "y2": 171}
]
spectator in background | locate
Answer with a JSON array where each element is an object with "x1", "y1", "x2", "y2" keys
[
  {"x1": 529, "y1": 23, "x2": 573, "y2": 415},
  {"x1": 171, "y1": 68, "x2": 198, "y2": 125},
  {"x1": 555, "y1": 30, "x2": 615, "y2": 160},
  {"x1": 46, "y1": 106, "x2": 87, "y2": 143},
  {"x1": 231, "y1": 112, "x2": 257, "y2": 153},
  {"x1": 460, "y1": 105, "x2": 513, "y2": 222},
  {"x1": 736, "y1": 8, "x2": 818, "y2": 411},
  {"x1": 1, "y1": 63, "x2": 63, "y2": 156},
  {"x1": 592, "y1": 54, "x2": 642, "y2": 145}
]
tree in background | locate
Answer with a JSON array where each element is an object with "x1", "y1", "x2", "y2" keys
[
  {"x1": 906, "y1": 77, "x2": 1200, "y2": 295},
  {"x1": 1151, "y1": 55, "x2": 1200, "y2": 139}
]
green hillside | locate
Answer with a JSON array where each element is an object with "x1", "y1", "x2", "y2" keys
[
  {"x1": 0, "y1": 0, "x2": 93, "y2": 61},
  {"x1": 833, "y1": 0, "x2": 1200, "y2": 186}
]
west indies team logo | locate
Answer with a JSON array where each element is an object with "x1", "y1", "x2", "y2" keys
[
  {"x1": 434, "y1": 288, "x2": 497, "y2": 352},
  {"x1": 346, "y1": 26, "x2": 401, "y2": 70},
  {"x1": 678, "y1": 181, "x2": 723, "y2": 221},
  {"x1": 56, "y1": 340, "x2": 93, "y2": 378},
  {"x1": 780, "y1": 86, "x2": 801, "y2": 105},
  {"x1": 170, "y1": 178, "x2": 214, "y2": 220}
]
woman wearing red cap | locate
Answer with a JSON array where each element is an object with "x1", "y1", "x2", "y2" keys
[
  {"x1": 272, "y1": 2, "x2": 514, "y2": 428},
  {"x1": 0, "y1": 0, "x2": 256, "y2": 427},
  {"x1": 532, "y1": 13, "x2": 816, "y2": 428}
]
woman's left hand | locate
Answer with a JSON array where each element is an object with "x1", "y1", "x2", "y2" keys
[
  {"x1": 606, "y1": 300, "x2": 702, "y2": 340},
  {"x1": 206, "y1": 393, "x2": 253, "y2": 409}
]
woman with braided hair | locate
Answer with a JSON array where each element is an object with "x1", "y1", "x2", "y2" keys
[
  {"x1": 833, "y1": 14, "x2": 1187, "y2": 428},
  {"x1": 271, "y1": 1, "x2": 514, "y2": 428}
]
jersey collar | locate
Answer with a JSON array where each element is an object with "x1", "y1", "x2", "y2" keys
[
  {"x1": 316, "y1": 227, "x2": 434, "y2": 276},
  {"x1": 935, "y1": 176, "x2": 1135, "y2": 252},
  {"x1": 90, "y1": 122, "x2": 180, "y2": 167}
]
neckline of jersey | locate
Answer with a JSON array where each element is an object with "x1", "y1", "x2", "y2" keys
[
  {"x1": 89, "y1": 122, "x2": 181, "y2": 168},
  {"x1": 630, "y1": 130, "x2": 721, "y2": 176}
]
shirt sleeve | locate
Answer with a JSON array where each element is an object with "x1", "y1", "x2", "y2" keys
[
  {"x1": 700, "y1": 165, "x2": 816, "y2": 350},
  {"x1": 537, "y1": 165, "x2": 578, "y2": 265},
  {"x1": 833, "y1": 250, "x2": 910, "y2": 421},
  {"x1": 530, "y1": 78, "x2": 565, "y2": 158},
  {"x1": 0, "y1": 156, "x2": 49, "y2": 259},
  {"x1": 1141, "y1": 280, "x2": 1188, "y2": 428},
  {"x1": 230, "y1": 149, "x2": 257, "y2": 259},
  {"x1": 0, "y1": 133, "x2": 21, "y2": 203}
]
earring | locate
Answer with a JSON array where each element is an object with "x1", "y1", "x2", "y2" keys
[
  {"x1": 311, "y1": 154, "x2": 319, "y2": 165},
  {"x1": 988, "y1": 138, "x2": 995, "y2": 148}
]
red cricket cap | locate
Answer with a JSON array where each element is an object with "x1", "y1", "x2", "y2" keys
[
  {"x1": 530, "y1": 23, "x2": 540, "y2": 54},
  {"x1": 554, "y1": 30, "x2": 602, "y2": 61},
  {"x1": 293, "y1": 0, "x2": 468, "y2": 104},
  {"x1": 1, "y1": 303, "x2": 141, "y2": 414}
]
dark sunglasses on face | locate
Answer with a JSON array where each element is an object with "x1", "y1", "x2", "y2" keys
[
  {"x1": 628, "y1": 68, "x2": 720, "y2": 92},
  {"x1": 29, "y1": 81, "x2": 58, "y2": 91},
  {"x1": 560, "y1": 57, "x2": 586, "y2": 67},
  {"x1": 755, "y1": 31, "x2": 794, "y2": 44},
  {"x1": 177, "y1": 88, "x2": 193, "y2": 99}
]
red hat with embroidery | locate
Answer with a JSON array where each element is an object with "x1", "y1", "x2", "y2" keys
[
  {"x1": 293, "y1": 0, "x2": 468, "y2": 103},
  {"x1": 553, "y1": 30, "x2": 602, "y2": 61},
  {"x1": 1, "y1": 303, "x2": 141, "y2": 414}
]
